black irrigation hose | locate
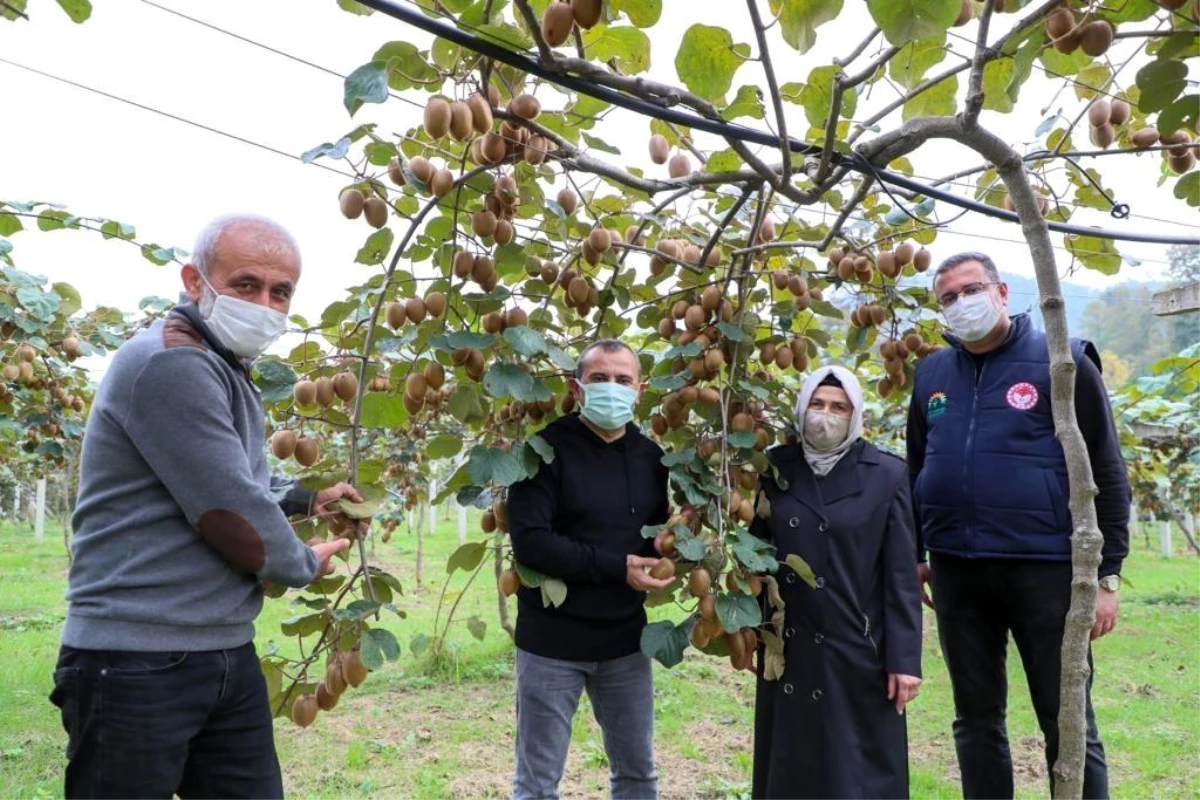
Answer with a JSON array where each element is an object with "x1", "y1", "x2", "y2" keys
[{"x1": 355, "y1": 0, "x2": 1200, "y2": 247}]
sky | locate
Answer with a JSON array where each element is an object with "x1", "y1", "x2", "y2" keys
[{"x1": 1, "y1": 0, "x2": 1195, "y2": 363}]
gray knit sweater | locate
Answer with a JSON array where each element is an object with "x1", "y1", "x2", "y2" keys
[{"x1": 62, "y1": 302, "x2": 319, "y2": 652}]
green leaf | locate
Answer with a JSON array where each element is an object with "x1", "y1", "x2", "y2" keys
[
  {"x1": 722, "y1": 85, "x2": 766, "y2": 121},
  {"x1": 1158, "y1": 95, "x2": 1199, "y2": 140},
  {"x1": 281, "y1": 612, "x2": 326, "y2": 638},
  {"x1": 640, "y1": 619, "x2": 689, "y2": 668},
  {"x1": 430, "y1": 331, "x2": 497, "y2": 351},
  {"x1": 484, "y1": 363, "x2": 551, "y2": 403},
  {"x1": 301, "y1": 137, "x2": 351, "y2": 163},
  {"x1": 717, "y1": 321, "x2": 747, "y2": 342},
  {"x1": 373, "y1": 40, "x2": 440, "y2": 90},
  {"x1": 612, "y1": 0, "x2": 661, "y2": 26},
  {"x1": 409, "y1": 632, "x2": 430, "y2": 656},
  {"x1": 902, "y1": 74, "x2": 958, "y2": 120},
  {"x1": 54, "y1": 0, "x2": 91, "y2": 23},
  {"x1": 784, "y1": 553, "x2": 817, "y2": 588},
  {"x1": 1174, "y1": 173, "x2": 1199, "y2": 209},
  {"x1": 360, "y1": 628, "x2": 401, "y2": 670},
  {"x1": 706, "y1": 148, "x2": 744, "y2": 172},
  {"x1": 337, "y1": 0, "x2": 375, "y2": 14},
  {"x1": 727, "y1": 431, "x2": 757, "y2": 449},
  {"x1": 716, "y1": 592, "x2": 762, "y2": 632},
  {"x1": 1066, "y1": 234, "x2": 1121, "y2": 276},
  {"x1": 527, "y1": 433, "x2": 556, "y2": 464},
  {"x1": 673, "y1": 527, "x2": 708, "y2": 561},
  {"x1": 355, "y1": 229, "x2": 394, "y2": 265},
  {"x1": 649, "y1": 373, "x2": 688, "y2": 392},
  {"x1": 889, "y1": 35, "x2": 948, "y2": 91},
  {"x1": 541, "y1": 577, "x2": 568, "y2": 608},
  {"x1": 344, "y1": 61, "x2": 389, "y2": 117},
  {"x1": 426, "y1": 433, "x2": 463, "y2": 459},
  {"x1": 448, "y1": 382, "x2": 488, "y2": 423},
  {"x1": 15, "y1": 287, "x2": 60, "y2": 320},
  {"x1": 359, "y1": 392, "x2": 408, "y2": 428},
  {"x1": 466, "y1": 616, "x2": 487, "y2": 641},
  {"x1": 1039, "y1": 45, "x2": 1090, "y2": 78},
  {"x1": 467, "y1": 444, "x2": 527, "y2": 486},
  {"x1": 770, "y1": 0, "x2": 844, "y2": 54},
  {"x1": 255, "y1": 358, "x2": 298, "y2": 404},
  {"x1": 981, "y1": 58, "x2": 1016, "y2": 113},
  {"x1": 515, "y1": 562, "x2": 546, "y2": 588},
  {"x1": 0, "y1": 213, "x2": 22, "y2": 237},
  {"x1": 583, "y1": 25, "x2": 652, "y2": 75},
  {"x1": 1073, "y1": 62, "x2": 1111, "y2": 101},
  {"x1": 447, "y1": 541, "x2": 488, "y2": 574},
  {"x1": 330, "y1": 497, "x2": 384, "y2": 519},
  {"x1": 799, "y1": 65, "x2": 857, "y2": 129},
  {"x1": 1136, "y1": 59, "x2": 1187, "y2": 114},
  {"x1": 867, "y1": 0, "x2": 959, "y2": 46},
  {"x1": 675, "y1": 25, "x2": 748, "y2": 105},
  {"x1": 503, "y1": 325, "x2": 549, "y2": 357},
  {"x1": 581, "y1": 132, "x2": 622, "y2": 155}
]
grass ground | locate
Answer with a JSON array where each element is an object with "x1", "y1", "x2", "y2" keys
[{"x1": 0, "y1": 516, "x2": 1196, "y2": 799}]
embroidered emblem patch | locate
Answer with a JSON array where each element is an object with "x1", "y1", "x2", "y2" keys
[
  {"x1": 1006, "y1": 382, "x2": 1039, "y2": 410},
  {"x1": 927, "y1": 391, "x2": 948, "y2": 420}
]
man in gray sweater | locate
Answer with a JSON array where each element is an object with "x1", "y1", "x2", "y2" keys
[{"x1": 51, "y1": 214, "x2": 363, "y2": 799}]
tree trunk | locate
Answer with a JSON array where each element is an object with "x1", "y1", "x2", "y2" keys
[{"x1": 495, "y1": 545, "x2": 515, "y2": 639}]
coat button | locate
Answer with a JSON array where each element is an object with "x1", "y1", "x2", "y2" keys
[
  {"x1": 818, "y1": 523, "x2": 828, "y2": 533},
  {"x1": 785, "y1": 573, "x2": 796, "y2": 584},
  {"x1": 811, "y1": 688, "x2": 823, "y2": 701},
  {"x1": 785, "y1": 628, "x2": 795, "y2": 639},
  {"x1": 815, "y1": 577, "x2": 825, "y2": 589},
  {"x1": 783, "y1": 683, "x2": 794, "y2": 695},
  {"x1": 814, "y1": 632, "x2": 824, "y2": 644},
  {"x1": 788, "y1": 517, "x2": 799, "y2": 528}
]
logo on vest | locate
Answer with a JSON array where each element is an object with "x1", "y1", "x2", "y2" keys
[
  {"x1": 927, "y1": 391, "x2": 948, "y2": 420},
  {"x1": 1006, "y1": 382, "x2": 1039, "y2": 411}
]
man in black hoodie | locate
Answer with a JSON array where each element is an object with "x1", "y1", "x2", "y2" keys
[{"x1": 508, "y1": 339, "x2": 674, "y2": 800}]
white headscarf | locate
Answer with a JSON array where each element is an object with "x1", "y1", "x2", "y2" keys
[{"x1": 794, "y1": 365, "x2": 864, "y2": 477}]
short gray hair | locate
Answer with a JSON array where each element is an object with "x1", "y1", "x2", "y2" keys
[
  {"x1": 575, "y1": 339, "x2": 638, "y2": 379},
  {"x1": 933, "y1": 251, "x2": 1001, "y2": 287},
  {"x1": 190, "y1": 214, "x2": 301, "y2": 277}
]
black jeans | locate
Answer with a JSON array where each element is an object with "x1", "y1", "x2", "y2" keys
[
  {"x1": 930, "y1": 554, "x2": 1109, "y2": 800},
  {"x1": 49, "y1": 642, "x2": 283, "y2": 799}
]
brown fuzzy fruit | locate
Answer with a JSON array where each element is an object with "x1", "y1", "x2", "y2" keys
[
  {"x1": 453, "y1": 250, "x2": 476, "y2": 278},
  {"x1": 409, "y1": 156, "x2": 435, "y2": 184},
  {"x1": 493, "y1": 219, "x2": 514, "y2": 246},
  {"x1": 499, "y1": 568, "x2": 521, "y2": 597},
  {"x1": 572, "y1": 0, "x2": 602, "y2": 28},
  {"x1": 340, "y1": 189, "x2": 365, "y2": 219},
  {"x1": 406, "y1": 297, "x2": 428, "y2": 324},
  {"x1": 1109, "y1": 98, "x2": 1131, "y2": 126},
  {"x1": 913, "y1": 248, "x2": 932, "y2": 272},
  {"x1": 467, "y1": 93, "x2": 494, "y2": 134},
  {"x1": 424, "y1": 98, "x2": 451, "y2": 139},
  {"x1": 589, "y1": 228, "x2": 612, "y2": 253},
  {"x1": 505, "y1": 307, "x2": 529, "y2": 328},
  {"x1": 905, "y1": 333, "x2": 924, "y2": 352},
  {"x1": 688, "y1": 568, "x2": 712, "y2": 596},
  {"x1": 363, "y1": 197, "x2": 388, "y2": 229},
  {"x1": 1168, "y1": 152, "x2": 1195, "y2": 174},
  {"x1": 877, "y1": 250, "x2": 897, "y2": 278},
  {"x1": 1079, "y1": 21, "x2": 1113, "y2": 57},
  {"x1": 1090, "y1": 123, "x2": 1116, "y2": 149},
  {"x1": 292, "y1": 694, "x2": 318, "y2": 727},
  {"x1": 387, "y1": 157, "x2": 406, "y2": 186},
  {"x1": 430, "y1": 169, "x2": 454, "y2": 198},
  {"x1": 1162, "y1": 130, "x2": 1195, "y2": 157},
  {"x1": 837, "y1": 256, "x2": 856, "y2": 280},
  {"x1": 525, "y1": 135, "x2": 550, "y2": 165},
  {"x1": 1131, "y1": 126, "x2": 1159, "y2": 149},
  {"x1": 448, "y1": 101, "x2": 473, "y2": 141},
  {"x1": 543, "y1": 2, "x2": 575, "y2": 47},
  {"x1": 732, "y1": 412, "x2": 755, "y2": 433},
  {"x1": 425, "y1": 291, "x2": 447, "y2": 318},
  {"x1": 649, "y1": 557, "x2": 676, "y2": 580},
  {"x1": 294, "y1": 380, "x2": 317, "y2": 406},
  {"x1": 341, "y1": 651, "x2": 369, "y2": 688},
  {"x1": 1087, "y1": 100, "x2": 1112, "y2": 129},
  {"x1": 406, "y1": 372, "x2": 429, "y2": 401},
  {"x1": 424, "y1": 361, "x2": 446, "y2": 390},
  {"x1": 316, "y1": 682, "x2": 339, "y2": 711},
  {"x1": 775, "y1": 345, "x2": 794, "y2": 370},
  {"x1": 294, "y1": 437, "x2": 320, "y2": 467},
  {"x1": 954, "y1": 0, "x2": 972, "y2": 26},
  {"x1": 1046, "y1": 8, "x2": 1075, "y2": 41},
  {"x1": 556, "y1": 188, "x2": 578, "y2": 215},
  {"x1": 649, "y1": 134, "x2": 669, "y2": 164},
  {"x1": 386, "y1": 301, "x2": 407, "y2": 329},
  {"x1": 333, "y1": 371, "x2": 359, "y2": 402},
  {"x1": 271, "y1": 430, "x2": 297, "y2": 460},
  {"x1": 472, "y1": 210, "x2": 499, "y2": 238},
  {"x1": 894, "y1": 242, "x2": 915, "y2": 265},
  {"x1": 510, "y1": 94, "x2": 541, "y2": 120},
  {"x1": 325, "y1": 659, "x2": 347, "y2": 696},
  {"x1": 668, "y1": 153, "x2": 692, "y2": 179},
  {"x1": 480, "y1": 132, "x2": 507, "y2": 165}
]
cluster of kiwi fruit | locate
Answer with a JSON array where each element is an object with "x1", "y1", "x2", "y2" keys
[
  {"x1": 494, "y1": 396, "x2": 561, "y2": 429},
  {"x1": 649, "y1": 237, "x2": 721, "y2": 278},
  {"x1": 647, "y1": 133, "x2": 696, "y2": 179},
  {"x1": 768, "y1": 267, "x2": 824, "y2": 312},
  {"x1": 826, "y1": 242, "x2": 930, "y2": 285},
  {"x1": 757, "y1": 336, "x2": 812, "y2": 373},
  {"x1": 1086, "y1": 97, "x2": 1133, "y2": 150},
  {"x1": 473, "y1": 175, "x2": 522, "y2": 246},
  {"x1": 876, "y1": 332, "x2": 943, "y2": 398},
  {"x1": 452, "y1": 250, "x2": 500, "y2": 292},
  {"x1": 449, "y1": 344, "x2": 489, "y2": 382},
  {"x1": 290, "y1": 648, "x2": 371, "y2": 728},
  {"x1": 1130, "y1": 126, "x2": 1198, "y2": 174},
  {"x1": 400, "y1": 360, "x2": 449, "y2": 415},
  {"x1": 482, "y1": 494, "x2": 510, "y2": 536},
  {"x1": 553, "y1": 265, "x2": 602, "y2": 317},
  {"x1": 385, "y1": 293, "x2": 447, "y2": 331},
  {"x1": 270, "y1": 426, "x2": 321, "y2": 468},
  {"x1": 2, "y1": 344, "x2": 88, "y2": 412},
  {"x1": 1045, "y1": 8, "x2": 1115, "y2": 57},
  {"x1": 338, "y1": 186, "x2": 391, "y2": 229},
  {"x1": 539, "y1": 0, "x2": 603, "y2": 47}
]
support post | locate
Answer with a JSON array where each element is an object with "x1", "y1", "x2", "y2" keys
[
  {"x1": 35, "y1": 477, "x2": 47, "y2": 543},
  {"x1": 1160, "y1": 519, "x2": 1173, "y2": 559}
]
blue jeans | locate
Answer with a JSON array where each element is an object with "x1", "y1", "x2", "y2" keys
[
  {"x1": 513, "y1": 649, "x2": 658, "y2": 800},
  {"x1": 49, "y1": 642, "x2": 282, "y2": 799}
]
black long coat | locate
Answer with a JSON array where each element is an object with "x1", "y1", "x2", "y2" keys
[{"x1": 750, "y1": 439, "x2": 922, "y2": 800}]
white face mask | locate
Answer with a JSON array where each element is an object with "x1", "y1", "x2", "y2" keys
[
  {"x1": 943, "y1": 292, "x2": 1001, "y2": 343},
  {"x1": 803, "y1": 410, "x2": 851, "y2": 452},
  {"x1": 196, "y1": 274, "x2": 288, "y2": 360}
]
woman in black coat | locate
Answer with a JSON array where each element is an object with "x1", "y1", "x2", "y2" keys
[{"x1": 750, "y1": 365, "x2": 923, "y2": 799}]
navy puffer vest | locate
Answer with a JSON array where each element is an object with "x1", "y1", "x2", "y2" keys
[{"x1": 911, "y1": 314, "x2": 1098, "y2": 560}]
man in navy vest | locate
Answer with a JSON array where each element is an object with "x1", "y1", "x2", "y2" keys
[{"x1": 907, "y1": 252, "x2": 1130, "y2": 799}]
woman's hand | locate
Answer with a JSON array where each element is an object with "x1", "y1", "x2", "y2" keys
[{"x1": 887, "y1": 673, "x2": 921, "y2": 714}]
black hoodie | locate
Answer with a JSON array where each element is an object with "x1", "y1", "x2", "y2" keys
[{"x1": 508, "y1": 413, "x2": 669, "y2": 661}]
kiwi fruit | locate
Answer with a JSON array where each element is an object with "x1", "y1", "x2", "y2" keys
[
  {"x1": 405, "y1": 373, "x2": 429, "y2": 401},
  {"x1": 1087, "y1": 100, "x2": 1112, "y2": 128},
  {"x1": 506, "y1": 307, "x2": 529, "y2": 328},
  {"x1": 481, "y1": 132, "x2": 507, "y2": 165},
  {"x1": 467, "y1": 93, "x2": 494, "y2": 134},
  {"x1": 556, "y1": 188, "x2": 578, "y2": 214},
  {"x1": 688, "y1": 568, "x2": 711, "y2": 596},
  {"x1": 423, "y1": 97, "x2": 451, "y2": 139},
  {"x1": 588, "y1": 227, "x2": 611, "y2": 253},
  {"x1": 316, "y1": 682, "x2": 339, "y2": 712},
  {"x1": 427, "y1": 169, "x2": 452, "y2": 198},
  {"x1": 339, "y1": 189, "x2": 365, "y2": 219},
  {"x1": 483, "y1": 311, "x2": 505, "y2": 334},
  {"x1": 294, "y1": 380, "x2": 317, "y2": 406},
  {"x1": 406, "y1": 297, "x2": 428, "y2": 324},
  {"x1": 1108, "y1": 98, "x2": 1131, "y2": 126},
  {"x1": 913, "y1": 248, "x2": 932, "y2": 272},
  {"x1": 540, "y1": 261, "x2": 560, "y2": 283},
  {"x1": 408, "y1": 156, "x2": 435, "y2": 185},
  {"x1": 954, "y1": 0, "x2": 972, "y2": 26},
  {"x1": 499, "y1": 568, "x2": 521, "y2": 597},
  {"x1": 837, "y1": 256, "x2": 856, "y2": 280},
  {"x1": 668, "y1": 153, "x2": 692, "y2": 179},
  {"x1": 291, "y1": 694, "x2": 318, "y2": 727},
  {"x1": 425, "y1": 291, "x2": 447, "y2": 318},
  {"x1": 1079, "y1": 21, "x2": 1113, "y2": 57},
  {"x1": 424, "y1": 361, "x2": 446, "y2": 390},
  {"x1": 472, "y1": 210, "x2": 499, "y2": 238},
  {"x1": 775, "y1": 345, "x2": 794, "y2": 370},
  {"x1": 494, "y1": 219, "x2": 514, "y2": 246},
  {"x1": 649, "y1": 557, "x2": 675, "y2": 580},
  {"x1": 1168, "y1": 151, "x2": 1195, "y2": 174},
  {"x1": 294, "y1": 437, "x2": 320, "y2": 467},
  {"x1": 731, "y1": 412, "x2": 754, "y2": 433},
  {"x1": 1090, "y1": 123, "x2": 1116, "y2": 149},
  {"x1": 1046, "y1": 8, "x2": 1075, "y2": 42},
  {"x1": 877, "y1": 250, "x2": 898, "y2": 278},
  {"x1": 572, "y1": 0, "x2": 602, "y2": 28},
  {"x1": 387, "y1": 157, "x2": 406, "y2": 186},
  {"x1": 526, "y1": 135, "x2": 550, "y2": 165},
  {"x1": 325, "y1": 659, "x2": 347, "y2": 696},
  {"x1": 333, "y1": 372, "x2": 359, "y2": 402},
  {"x1": 759, "y1": 217, "x2": 776, "y2": 242},
  {"x1": 363, "y1": 197, "x2": 388, "y2": 229},
  {"x1": 315, "y1": 377, "x2": 336, "y2": 406},
  {"x1": 1162, "y1": 130, "x2": 1194, "y2": 157},
  {"x1": 271, "y1": 430, "x2": 297, "y2": 459},
  {"x1": 510, "y1": 94, "x2": 541, "y2": 120},
  {"x1": 658, "y1": 317, "x2": 676, "y2": 338},
  {"x1": 699, "y1": 593, "x2": 718, "y2": 622},
  {"x1": 567, "y1": 276, "x2": 590, "y2": 305},
  {"x1": 877, "y1": 377, "x2": 894, "y2": 399},
  {"x1": 649, "y1": 134, "x2": 669, "y2": 164},
  {"x1": 542, "y1": 2, "x2": 575, "y2": 47},
  {"x1": 341, "y1": 650, "x2": 369, "y2": 687}
]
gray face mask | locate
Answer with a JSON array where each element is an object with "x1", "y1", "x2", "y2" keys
[
  {"x1": 197, "y1": 274, "x2": 288, "y2": 360},
  {"x1": 803, "y1": 410, "x2": 851, "y2": 452},
  {"x1": 943, "y1": 292, "x2": 1001, "y2": 342}
]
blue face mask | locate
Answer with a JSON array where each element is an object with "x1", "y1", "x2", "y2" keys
[{"x1": 580, "y1": 381, "x2": 638, "y2": 431}]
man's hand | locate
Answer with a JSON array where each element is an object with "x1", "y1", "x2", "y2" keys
[
  {"x1": 313, "y1": 482, "x2": 369, "y2": 540},
  {"x1": 1092, "y1": 588, "x2": 1119, "y2": 640},
  {"x1": 918, "y1": 562, "x2": 934, "y2": 610},
  {"x1": 311, "y1": 539, "x2": 351, "y2": 577},
  {"x1": 626, "y1": 555, "x2": 675, "y2": 592},
  {"x1": 887, "y1": 673, "x2": 922, "y2": 715}
]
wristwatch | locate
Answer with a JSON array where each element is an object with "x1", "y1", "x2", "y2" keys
[{"x1": 1099, "y1": 575, "x2": 1121, "y2": 593}]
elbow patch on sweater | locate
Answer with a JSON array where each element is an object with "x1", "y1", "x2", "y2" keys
[{"x1": 197, "y1": 509, "x2": 266, "y2": 573}]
